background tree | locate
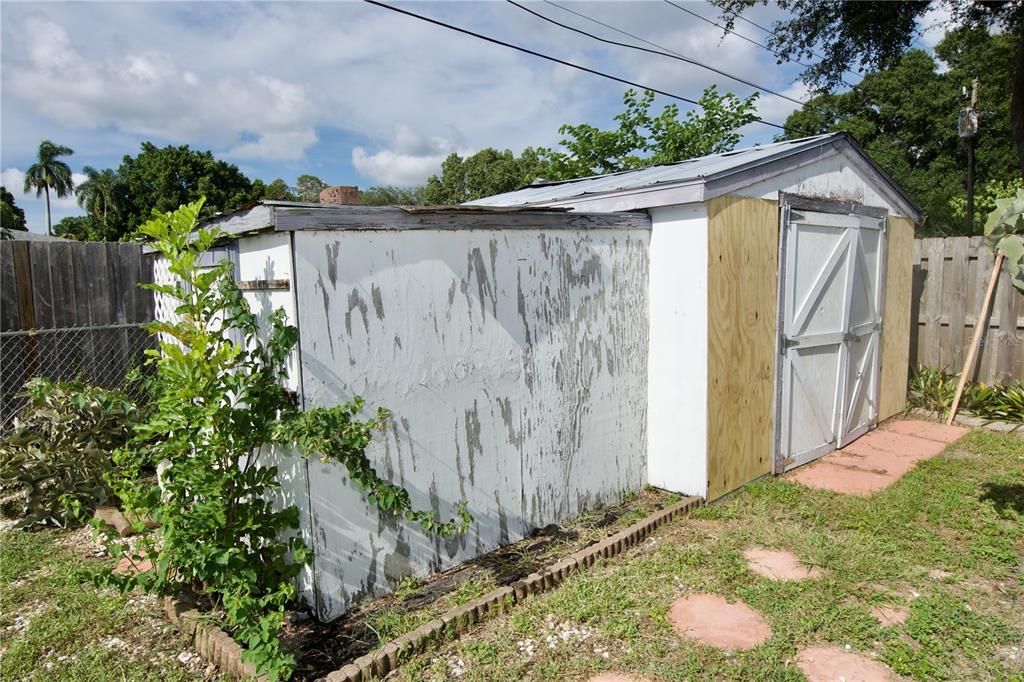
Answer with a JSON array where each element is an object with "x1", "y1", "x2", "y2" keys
[
  {"x1": 0, "y1": 187, "x2": 27, "y2": 232},
  {"x1": 53, "y1": 215, "x2": 107, "y2": 241},
  {"x1": 23, "y1": 140, "x2": 75, "y2": 236},
  {"x1": 260, "y1": 178, "x2": 298, "y2": 202},
  {"x1": 780, "y1": 28, "x2": 1017, "y2": 234},
  {"x1": 90, "y1": 142, "x2": 262, "y2": 241},
  {"x1": 422, "y1": 87, "x2": 758, "y2": 204},
  {"x1": 75, "y1": 166, "x2": 125, "y2": 226},
  {"x1": 359, "y1": 185, "x2": 428, "y2": 206},
  {"x1": 542, "y1": 86, "x2": 759, "y2": 181},
  {"x1": 293, "y1": 174, "x2": 329, "y2": 203},
  {"x1": 715, "y1": 0, "x2": 1024, "y2": 177},
  {"x1": 425, "y1": 147, "x2": 549, "y2": 204}
]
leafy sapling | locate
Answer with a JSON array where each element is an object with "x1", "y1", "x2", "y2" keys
[{"x1": 100, "y1": 199, "x2": 470, "y2": 681}]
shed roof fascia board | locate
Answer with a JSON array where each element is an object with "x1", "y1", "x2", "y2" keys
[
  {"x1": 271, "y1": 205, "x2": 651, "y2": 231},
  {"x1": 141, "y1": 203, "x2": 275, "y2": 253},
  {"x1": 204, "y1": 203, "x2": 275, "y2": 237}
]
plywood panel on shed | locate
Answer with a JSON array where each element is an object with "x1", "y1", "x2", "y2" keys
[
  {"x1": 706, "y1": 195, "x2": 779, "y2": 501},
  {"x1": 878, "y1": 216, "x2": 914, "y2": 420}
]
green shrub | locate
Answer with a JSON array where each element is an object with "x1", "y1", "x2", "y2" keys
[
  {"x1": 907, "y1": 366, "x2": 959, "y2": 413},
  {"x1": 0, "y1": 378, "x2": 136, "y2": 528},
  {"x1": 101, "y1": 199, "x2": 469, "y2": 681},
  {"x1": 908, "y1": 366, "x2": 1024, "y2": 423}
]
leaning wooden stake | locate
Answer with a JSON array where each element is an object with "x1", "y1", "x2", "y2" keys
[{"x1": 947, "y1": 251, "x2": 1004, "y2": 425}]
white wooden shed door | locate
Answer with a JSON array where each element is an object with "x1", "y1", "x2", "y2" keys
[{"x1": 776, "y1": 200, "x2": 886, "y2": 473}]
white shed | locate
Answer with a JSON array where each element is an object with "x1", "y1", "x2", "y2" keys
[
  {"x1": 156, "y1": 205, "x2": 653, "y2": 620},
  {"x1": 471, "y1": 132, "x2": 921, "y2": 500},
  {"x1": 156, "y1": 132, "x2": 920, "y2": 620}
]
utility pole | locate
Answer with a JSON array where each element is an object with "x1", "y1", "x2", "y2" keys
[{"x1": 959, "y1": 78, "x2": 979, "y2": 234}]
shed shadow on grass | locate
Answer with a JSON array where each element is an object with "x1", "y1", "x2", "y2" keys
[{"x1": 980, "y1": 483, "x2": 1024, "y2": 516}]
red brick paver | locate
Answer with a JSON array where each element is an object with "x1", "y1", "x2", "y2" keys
[
  {"x1": 667, "y1": 594, "x2": 772, "y2": 650},
  {"x1": 796, "y1": 645, "x2": 894, "y2": 681},
  {"x1": 787, "y1": 420, "x2": 968, "y2": 496},
  {"x1": 743, "y1": 548, "x2": 824, "y2": 581}
]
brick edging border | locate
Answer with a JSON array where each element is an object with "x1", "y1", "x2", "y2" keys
[
  {"x1": 324, "y1": 494, "x2": 701, "y2": 682},
  {"x1": 163, "y1": 594, "x2": 264, "y2": 681},
  {"x1": 163, "y1": 495, "x2": 703, "y2": 682}
]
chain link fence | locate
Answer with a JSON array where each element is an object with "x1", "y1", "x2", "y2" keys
[{"x1": 0, "y1": 323, "x2": 156, "y2": 432}]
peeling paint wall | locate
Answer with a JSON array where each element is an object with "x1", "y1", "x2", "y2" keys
[{"x1": 292, "y1": 228, "x2": 649, "y2": 620}]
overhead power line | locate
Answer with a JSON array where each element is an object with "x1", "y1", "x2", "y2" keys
[
  {"x1": 361, "y1": 0, "x2": 790, "y2": 131},
  {"x1": 361, "y1": 0, "x2": 907, "y2": 167},
  {"x1": 724, "y1": 6, "x2": 864, "y2": 83},
  {"x1": 660, "y1": 0, "x2": 814, "y2": 71},
  {"x1": 508, "y1": 0, "x2": 805, "y2": 106}
]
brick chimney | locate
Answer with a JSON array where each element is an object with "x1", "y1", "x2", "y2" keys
[{"x1": 319, "y1": 185, "x2": 360, "y2": 205}]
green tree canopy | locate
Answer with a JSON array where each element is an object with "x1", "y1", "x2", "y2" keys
[
  {"x1": 24, "y1": 140, "x2": 75, "y2": 236},
  {"x1": 115, "y1": 143, "x2": 259, "y2": 236},
  {"x1": 54, "y1": 215, "x2": 107, "y2": 241},
  {"x1": 75, "y1": 166, "x2": 125, "y2": 224},
  {"x1": 293, "y1": 174, "x2": 329, "y2": 203},
  {"x1": 716, "y1": 0, "x2": 1023, "y2": 177},
  {"x1": 422, "y1": 86, "x2": 759, "y2": 204},
  {"x1": 0, "y1": 186, "x2": 27, "y2": 233},
  {"x1": 425, "y1": 147, "x2": 548, "y2": 205},
  {"x1": 542, "y1": 86, "x2": 759, "y2": 181},
  {"x1": 780, "y1": 27, "x2": 1017, "y2": 234},
  {"x1": 359, "y1": 185, "x2": 428, "y2": 206},
  {"x1": 260, "y1": 178, "x2": 298, "y2": 202}
]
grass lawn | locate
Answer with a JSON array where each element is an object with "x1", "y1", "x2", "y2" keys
[
  {"x1": 0, "y1": 525, "x2": 218, "y2": 681},
  {"x1": 395, "y1": 428, "x2": 1024, "y2": 681}
]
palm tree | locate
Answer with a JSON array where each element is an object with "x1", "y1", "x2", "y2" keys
[
  {"x1": 23, "y1": 140, "x2": 75, "y2": 236},
  {"x1": 75, "y1": 166, "x2": 122, "y2": 223}
]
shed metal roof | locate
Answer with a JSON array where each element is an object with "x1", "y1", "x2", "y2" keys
[{"x1": 467, "y1": 133, "x2": 921, "y2": 219}]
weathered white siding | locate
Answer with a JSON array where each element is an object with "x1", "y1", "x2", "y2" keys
[
  {"x1": 234, "y1": 232, "x2": 318, "y2": 607},
  {"x1": 292, "y1": 228, "x2": 649, "y2": 620},
  {"x1": 735, "y1": 150, "x2": 903, "y2": 215}
]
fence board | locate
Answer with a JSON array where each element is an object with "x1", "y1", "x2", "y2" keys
[
  {"x1": 0, "y1": 242, "x2": 18, "y2": 330},
  {"x1": 29, "y1": 242, "x2": 54, "y2": 329},
  {"x1": 0, "y1": 239, "x2": 156, "y2": 430},
  {"x1": 913, "y1": 236, "x2": 1024, "y2": 384}
]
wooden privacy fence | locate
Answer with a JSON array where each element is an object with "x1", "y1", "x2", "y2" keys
[
  {"x1": 912, "y1": 236, "x2": 1024, "y2": 385},
  {"x1": 0, "y1": 239, "x2": 156, "y2": 429}
]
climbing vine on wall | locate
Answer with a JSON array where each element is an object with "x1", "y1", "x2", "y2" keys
[{"x1": 100, "y1": 199, "x2": 470, "y2": 681}]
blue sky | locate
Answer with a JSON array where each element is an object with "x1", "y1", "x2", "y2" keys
[{"x1": 1, "y1": 1, "x2": 950, "y2": 233}]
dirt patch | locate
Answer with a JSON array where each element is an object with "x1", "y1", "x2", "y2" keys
[
  {"x1": 871, "y1": 605, "x2": 910, "y2": 627},
  {"x1": 283, "y1": 488, "x2": 678, "y2": 681}
]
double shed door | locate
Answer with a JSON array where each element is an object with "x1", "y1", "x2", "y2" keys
[{"x1": 776, "y1": 197, "x2": 887, "y2": 473}]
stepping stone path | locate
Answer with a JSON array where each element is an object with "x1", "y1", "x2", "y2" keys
[
  {"x1": 871, "y1": 605, "x2": 909, "y2": 627},
  {"x1": 743, "y1": 548, "x2": 824, "y2": 581},
  {"x1": 788, "y1": 419, "x2": 968, "y2": 496},
  {"x1": 667, "y1": 594, "x2": 772, "y2": 650},
  {"x1": 797, "y1": 645, "x2": 893, "y2": 681}
]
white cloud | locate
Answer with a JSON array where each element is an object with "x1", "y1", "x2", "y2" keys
[
  {"x1": 352, "y1": 125, "x2": 470, "y2": 185},
  {"x1": 1, "y1": 1, "x2": 808, "y2": 186},
  {"x1": 918, "y1": 4, "x2": 952, "y2": 50},
  {"x1": 753, "y1": 81, "x2": 810, "y2": 132},
  {"x1": 5, "y1": 14, "x2": 320, "y2": 160}
]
